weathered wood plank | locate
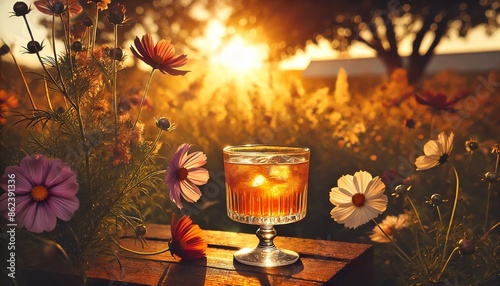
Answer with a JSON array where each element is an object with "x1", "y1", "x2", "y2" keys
[
  {"x1": 18, "y1": 224, "x2": 373, "y2": 285},
  {"x1": 113, "y1": 239, "x2": 350, "y2": 284},
  {"x1": 132, "y1": 224, "x2": 371, "y2": 261}
]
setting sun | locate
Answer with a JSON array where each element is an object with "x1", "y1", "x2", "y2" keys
[{"x1": 213, "y1": 35, "x2": 268, "y2": 73}]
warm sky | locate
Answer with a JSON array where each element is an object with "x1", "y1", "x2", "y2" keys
[{"x1": 1, "y1": 1, "x2": 499, "y2": 70}]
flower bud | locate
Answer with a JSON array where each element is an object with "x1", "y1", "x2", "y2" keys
[
  {"x1": 458, "y1": 239, "x2": 474, "y2": 255},
  {"x1": 13, "y1": 2, "x2": 30, "y2": 16},
  {"x1": 52, "y1": 1, "x2": 65, "y2": 14},
  {"x1": 156, "y1": 117, "x2": 172, "y2": 131},
  {"x1": 71, "y1": 41, "x2": 83, "y2": 52},
  {"x1": 82, "y1": 16, "x2": 94, "y2": 27},
  {"x1": 25, "y1": 40, "x2": 43, "y2": 54},
  {"x1": 108, "y1": 4, "x2": 127, "y2": 25},
  {"x1": 403, "y1": 118, "x2": 415, "y2": 129},
  {"x1": 484, "y1": 171, "x2": 499, "y2": 183},
  {"x1": 426, "y1": 193, "x2": 448, "y2": 206},
  {"x1": 109, "y1": 48, "x2": 123, "y2": 60},
  {"x1": 135, "y1": 224, "x2": 147, "y2": 236},
  {"x1": 465, "y1": 139, "x2": 479, "y2": 153},
  {"x1": 0, "y1": 44, "x2": 10, "y2": 56}
]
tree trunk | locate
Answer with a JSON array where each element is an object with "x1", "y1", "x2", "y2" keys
[
  {"x1": 407, "y1": 53, "x2": 433, "y2": 84},
  {"x1": 377, "y1": 52, "x2": 403, "y2": 77}
]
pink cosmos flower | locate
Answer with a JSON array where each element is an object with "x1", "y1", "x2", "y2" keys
[
  {"x1": 0, "y1": 155, "x2": 79, "y2": 233},
  {"x1": 34, "y1": 0, "x2": 83, "y2": 16},
  {"x1": 166, "y1": 144, "x2": 209, "y2": 209},
  {"x1": 130, "y1": 34, "x2": 189, "y2": 76}
]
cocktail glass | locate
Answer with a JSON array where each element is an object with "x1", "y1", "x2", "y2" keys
[{"x1": 223, "y1": 145, "x2": 310, "y2": 267}]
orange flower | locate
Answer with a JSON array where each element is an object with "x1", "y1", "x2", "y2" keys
[
  {"x1": 130, "y1": 34, "x2": 189, "y2": 76},
  {"x1": 168, "y1": 214, "x2": 207, "y2": 260},
  {"x1": 34, "y1": 0, "x2": 82, "y2": 16},
  {"x1": 87, "y1": 0, "x2": 111, "y2": 11}
]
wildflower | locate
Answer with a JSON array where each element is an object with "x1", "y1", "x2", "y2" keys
[
  {"x1": 370, "y1": 214, "x2": 408, "y2": 243},
  {"x1": 168, "y1": 213, "x2": 207, "y2": 260},
  {"x1": 0, "y1": 155, "x2": 79, "y2": 233},
  {"x1": 107, "y1": 3, "x2": 129, "y2": 25},
  {"x1": 465, "y1": 139, "x2": 479, "y2": 153},
  {"x1": 414, "y1": 91, "x2": 467, "y2": 112},
  {"x1": 12, "y1": 2, "x2": 31, "y2": 17},
  {"x1": 425, "y1": 193, "x2": 448, "y2": 207},
  {"x1": 130, "y1": 34, "x2": 189, "y2": 76},
  {"x1": 34, "y1": 0, "x2": 82, "y2": 16},
  {"x1": 88, "y1": 0, "x2": 111, "y2": 11},
  {"x1": 415, "y1": 132, "x2": 454, "y2": 170},
  {"x1": 82, "y1": 16, "x2": 93, "y2": 27},
  {"x1": 109, "y1": 48, "x2": 124, "y2": 61},
  {"x1": 391, "y1": 184, "x2": 411, "y2": 198},
  {"x1": 483, "y1": 171, "x2": 499, "y2": 183},
  {"x1": 403, "y1": 118, "x2": 416, "y2": 129},
  {"x1": 0, "y1": 44, "x2": 10, "y2": 56},
  {"x1": 156, "y1": 117, "x2": 177, "y2": 131},
  {"x1": 23, "y1": 40, "x2": 44, "y2": 54},
  {"x1": 71, "y1": 41, "x2": 83, "y2": 52},
  {"x1": 458, "y1": 239, "x2": 474, "y2": 255},
  {"x1": 166, "y1": 144, "x2": 209, "y2": 209},
  {"x1": 329, "y1": 171, "x2": 388, "y2": 229}
]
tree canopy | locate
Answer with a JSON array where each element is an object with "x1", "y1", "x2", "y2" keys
[{"x1": 228, "y1": 0, "x2": 500, "y2": 83}]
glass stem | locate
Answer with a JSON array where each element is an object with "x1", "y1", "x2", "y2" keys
[{"x1": 257, "y1": 225, "x2": 277, "y2": 248}]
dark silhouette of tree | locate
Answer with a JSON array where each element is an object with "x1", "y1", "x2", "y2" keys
[{"x1": 227, "y1": 0, "x2": 500, "y2": 83}]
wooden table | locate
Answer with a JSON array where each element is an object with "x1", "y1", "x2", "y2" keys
[{"x1": 18, "y1": 224, "x2": 373, "y2": 285}]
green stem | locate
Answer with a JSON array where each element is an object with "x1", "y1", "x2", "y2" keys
[
  {"x1": 22, "y1": 15, "x2": 68, "y2": 102},
  {"x1": 443, "y1": 163, "x2": 459, "y2": 261},
  {"x1": 43, "y1": 79, "x2": 53, "y2": 111},
  {"x1": 9, "y1": 52, "x2": 36, "y2": 110},
  {"x1": 405, "y1": 195, "x2": 427, "y2": 237},
  {"x1": 121, "y1": 130, "x2": 163, "y2": 194},
  {"x1": 481, "y1": 221, "x2": 500, "y2": 241},
  {"x1": 485, "y1": 153, "x2": 499, "y2": 228},
  {"x1": 372, "y1": 219, "x2": 415, "y2": 267},
  {"x1": 133, "y1": 69, "x2": 156, "y2": 127},
  {"x1": 436, "y1": 205, "x2": 443, "y2": 229},
  {"x1": 112, "y1": 24, "x2": 119, "y2": 142},
  {"x1": 91, "y1": 4, "x2": 99, "y2": 56},
  {"x1": 434, "y1": 247, "x2": 458, "y2": 282},
  {"x1": 111, "y1": 238, "x2": 170, "y2": 256}
]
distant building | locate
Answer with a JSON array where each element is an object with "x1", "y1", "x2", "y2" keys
[{"x1": 302, "y1": 51, "x2": 500, "y2": 78}]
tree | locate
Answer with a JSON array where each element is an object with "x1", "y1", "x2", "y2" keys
[{"x1": 227, "y1": 0, "x2": 500, "y2": 83}]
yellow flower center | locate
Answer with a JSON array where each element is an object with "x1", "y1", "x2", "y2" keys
[
  {"x1": 352, "y1": 193, "x2": 365, "y2": 207},
  {"x1": 31, "y1": 186, "x2": 49, "y2": 201}
]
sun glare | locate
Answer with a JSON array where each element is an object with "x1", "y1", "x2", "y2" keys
[{"x1": 213, "y1": 35, "x2": 268, "y2": 73}]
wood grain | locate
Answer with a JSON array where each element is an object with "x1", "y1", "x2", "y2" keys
[{"x1": 19, "y1": 224, "x2": 373, "y2": 286}]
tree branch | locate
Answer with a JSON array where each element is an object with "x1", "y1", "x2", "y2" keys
[
  {"x1": 412, "y1": 8, "x2": 440, "y2": 56},
  {"x1": 381, "y1": 13, "x2": 398, "y2": 53}
]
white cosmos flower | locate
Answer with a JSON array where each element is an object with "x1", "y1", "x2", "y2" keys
[
  {"x1": 415, "y1": 132, "x2": 454, "y2": 170},
  {"x1": 329, "y1": 171, "x2": 388, "y2": 229},
  {"x1": 370, "y1": 214, "x2": 408, "y2": 243}
]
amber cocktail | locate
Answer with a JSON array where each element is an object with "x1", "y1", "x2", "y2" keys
[{"x1": 223, "y1": 145, "x2": 310, "y2": 267}]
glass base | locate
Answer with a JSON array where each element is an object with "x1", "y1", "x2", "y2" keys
[{"x1": 234, "y1": 246, "x2": 299, "y2": 267}]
